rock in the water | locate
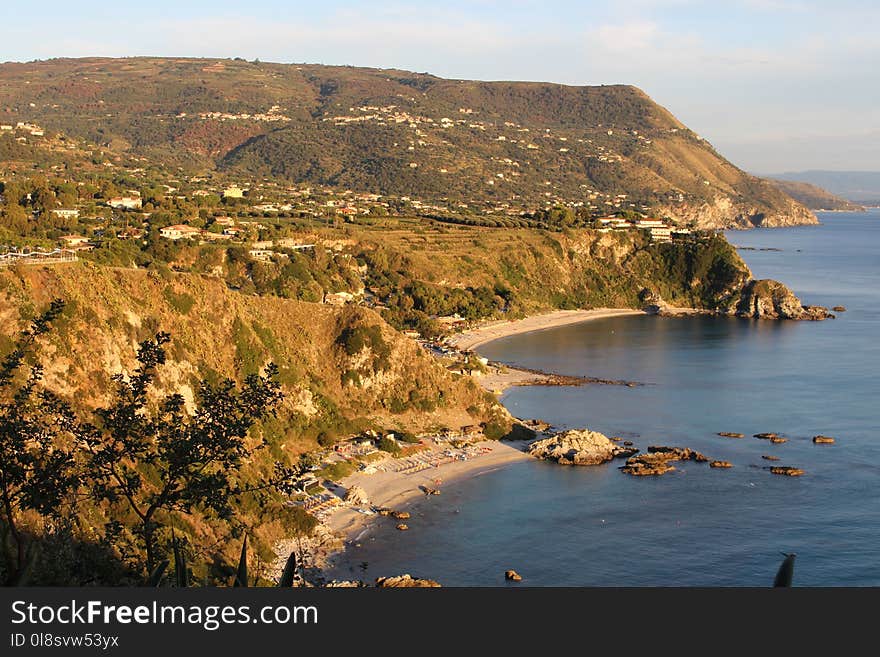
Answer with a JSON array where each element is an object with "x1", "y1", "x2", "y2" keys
[
  {"x1": 710, "y1": 460, "x2": 733, "y2": 468},
  {"x1": 620, "y1": 446, "x2": 709, "y2": 476},
  {"x1": 762, "y1": 455, "x2": 780, "y2": 461},
  {"x1": 812, "y1": 435, "x2": 835, "y2": 444},
  {"x1": 718, "y1": 432, "x2": 745, "y2": 438},
  {"x1": 505, "y1": 570, "x2": 523, "y2": 582},
  {"x1": 396, "y1": 523, "x2": 409, "y2": 531},
  {"x1": 770, "y1": 466, "x2": 805, "y2": 477},
  {"x1": 392, "y1": 511, "x2": 411, "y2": 520},
  {"x1": 623, "y1": 440, "x2": 634, "y2": 446},
  {"x1": 375, "y1": 574, "x2": 441, "y2": 588},
  {"x1": 832, "y1": 306, "x2": 846, "y2": 312},
  {"x1": 770, "y1": 437, "x2": 788, "y2": 444},
  {"x1": 754, "y1": 432, "x2": 779, "y2": 440},
  {"x1": 344, "y1": 485, "x2": 370, "y2": 505},
  {"x1": 528, "y1": 428, "x2": 635, "y2": 466},
  {"x1": 647, "y1": 445, "x2": 709, "y2": 462},
  {"x1": 735, "y1": 280, "x2": 833, "y2": 320}
]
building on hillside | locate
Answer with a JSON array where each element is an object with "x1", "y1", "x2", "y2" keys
[
  {"x1": 212, "y1": 216, "x2": 236, "y2": 227},
  {"x1": 159, "y1": 224, "x2": 201, "y2": 240},
  {"x1": 201, "y1": 231, "x2": 232, "y2": 241},
  {"x1": 649, "y1": 226, "x2": 672, "y2": 242},
  {"x1": 324, "y1": 291, "x2": 356, "y2": 306},
  {"x1": 59, "y1": 234, "x2": 90, "y2": 247},
  {"x1": 108, "y1": 196, "x2": 143, "y2": 210},
  {"x1": 248, "y1": 248, "x2": 275, "y2": 262},
  {"x1": 223, "y1": 185, "x2": 244, "y2": 199},
  {"x1": 51, "y1": 208, "x2": 80, "y2": 220}
]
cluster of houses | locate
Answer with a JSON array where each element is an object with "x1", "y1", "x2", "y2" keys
[
  {"x1": 596, "y1": 216, "x2": 691, "y2": 242},
  {"x1": 0, "y1": 121, "x2": 45, "y2": 137}
]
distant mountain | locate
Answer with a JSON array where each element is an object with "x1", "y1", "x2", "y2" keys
[
  {"x1": 767, "y1": 171, "x2": 880, "y2": 205},
  {"x1": 0, "y1": 57, "x2": 815, "y2": 228},
  {"x1": 768, "y1": 179, "x2": 865, "y2": 212}
]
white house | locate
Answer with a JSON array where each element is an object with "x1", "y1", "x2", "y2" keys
[
  {"x1": 108, "y1": 196, "x2": 143, "y2": 210},
  {"x1": 159, "y1": 224, "x2": 201, "y2": 240}
]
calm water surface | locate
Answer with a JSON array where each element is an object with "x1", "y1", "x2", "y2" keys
[{"x1": 336, "y1": 211, "x2": 880, "y2": 586}]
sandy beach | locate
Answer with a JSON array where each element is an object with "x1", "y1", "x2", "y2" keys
[
  {"x1": 450, "y1": 308, "x2": 646, "y2": 352},
  {"x1": 327, "y1": 439, "x2": 532, "y2": 537},
  {"x1": 317, "y1": 439, "x2": 534, "y2": 580}
]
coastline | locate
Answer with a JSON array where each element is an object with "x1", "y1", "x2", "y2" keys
[
  {"x1": 307, "y1": 308, "x2": 652, "y2": 581},
  {"x1": 449, "y1": 308, "x2": 646, "y2": 352},
  {"x1": 319, "y1": 439, "x2": 534, "y2": 582}
]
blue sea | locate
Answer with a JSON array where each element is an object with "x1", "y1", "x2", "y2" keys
[{"x1": 336, "y1": 210, "x2": 880, "y2": 586}]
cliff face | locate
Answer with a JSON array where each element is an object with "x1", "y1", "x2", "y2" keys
[
  {"x1": 734, "y1": 279, "x2": 833, "y2": 320},
  {"x1": 658, "y1": 191, "x2": 818, "y2": 229}
]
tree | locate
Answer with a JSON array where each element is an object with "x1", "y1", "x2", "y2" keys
[
  {"x1": 83, "y1": 333, "x2": 284, "y2": 574},
  {"x1": 0, "y1": 300, "x2": 81, "y2": 585}
]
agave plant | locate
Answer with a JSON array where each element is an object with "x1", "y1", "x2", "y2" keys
[
  {"x1": 148, "y1": 560, "x2": 169, "y2": 587},
  {"x1": 233, "y1": 536, "x2": 248, "y2": 587},
  {"x1": 773, "y1": 553, "x2": 796, "y2": 587},
  {"x1": 278, "y1": 551, "x2": 298, "y2": 588}
]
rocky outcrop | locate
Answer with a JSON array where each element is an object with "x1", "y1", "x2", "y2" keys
[
  {"x1": 735, "y1": 280, "x2": 833, "y2": 320},
  {"x1": 658, "y1": 193, "x2": 818, "y2": 230},
  {"x1": 505, "y1": 570, "x2": 523, "y2": 582},
  {"x1": 710, "y1": 460, "x2": 733, "y2": 468},
  {"x1": 344, "y1": 485, "x2": 369, "y2": 505},
  {"x1": 762, "y1": 455, "x2": 780, "y2": 461},
  {"x1": 396, "y1": 523, "x2": 409, "y2": 531},
  {"x1": 718, "y1": 432, "x2": 745, "y2": 438},
  {"x1": 392, "y1": 511, "x2": 411, "y2": 520},
  {"x1": 770, "y1": 466, "x2": 805, "y2": 477},
  {"x1": 375, "y1": 575, "x2": 441, "y2": 588},
  {"x1": 620, "y1": 446, "x2": 709, "y2": 476},
  {"x1": 813, "y1": 435, "x2": 835, "y2": 444},
  {"x1": 528, "y1": 429, "x2": 637, "y2": 466}
]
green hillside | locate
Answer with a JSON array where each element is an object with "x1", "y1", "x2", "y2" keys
[{"x1": 0, "y1": 57, "x2": 814, "y2": 228}]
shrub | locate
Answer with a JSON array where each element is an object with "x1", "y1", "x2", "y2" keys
[
  {"x1": 378, "y1": 436, "x2": 401, "y2": 454},
  {"x1": 482, "y1": 420, "x2": 511, "y2": 441}
]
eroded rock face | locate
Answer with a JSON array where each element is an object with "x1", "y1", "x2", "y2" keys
[
  {"x1": 375, "y1": 574, "x2": 441, "y2": 588},
  {"x1": 528, "y1": 429, "x2": 637, "y2": 466},
  {"x1": 735, "y1": 280, "x2": 833, "y2": 320}
]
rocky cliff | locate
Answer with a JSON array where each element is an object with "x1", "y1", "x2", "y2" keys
[{"x1": 734, "y1": 279, "x2": 834, "y2": 320}]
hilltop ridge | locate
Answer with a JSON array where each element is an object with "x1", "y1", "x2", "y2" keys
[{"x1": 0, "y1": 57, "x2": 814, "y2": 228}]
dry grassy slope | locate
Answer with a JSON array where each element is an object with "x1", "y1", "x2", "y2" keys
[{"x1": 0, "y1": 263, "x2": 494, "y2": 454}]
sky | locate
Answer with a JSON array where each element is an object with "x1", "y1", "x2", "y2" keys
[{"x1": 2, "y1": 0, "x2": 878, "y2": 172}]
